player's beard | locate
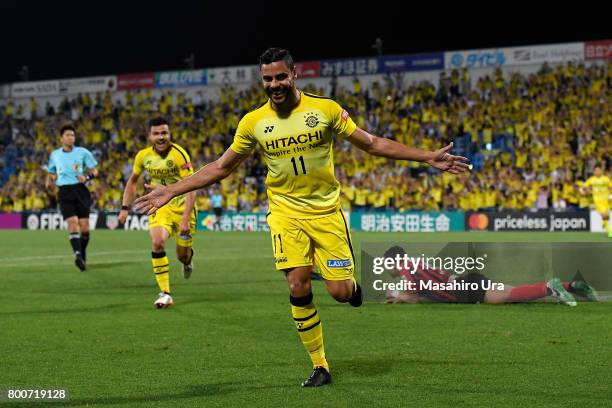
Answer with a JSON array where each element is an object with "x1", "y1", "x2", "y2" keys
[{"x1": 267, "y1": 85, "x2": 290, "y2": 105}]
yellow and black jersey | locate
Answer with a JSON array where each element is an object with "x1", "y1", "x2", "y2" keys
[
  {"x1": 230, "y1": 91, "x2": 357, "y2": 218},
  {"x1": 584, "y1": 175, "x2": 611, "y2": 202},
  {"x1": 133, "y1": 143, "x2": 194, "y2": 209}
]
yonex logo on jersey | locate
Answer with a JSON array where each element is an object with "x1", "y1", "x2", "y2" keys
[
  {"x1": 264, "y1": 126, "x2": 275, "y2": 133},
  {"x1": 327, "y1": 259, "x2": 351, "y2": 268}
]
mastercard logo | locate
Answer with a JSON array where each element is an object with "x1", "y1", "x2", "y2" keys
[{"x1": 468, "y1": 213, "x2": 489, "y2": 230}]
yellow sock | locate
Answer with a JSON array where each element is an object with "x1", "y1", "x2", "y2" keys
[
  {"x1": 291, "y1": 294, "x2": 328, "y2": 371},
  {"x1": 177, "y1": 234, "x2": 193, "y2": 263},
  {"x1": 177, "y1": 234, "x2": 192, "y2": 248},
  {"x1": 152, "y1": 251, "x2": 170, "y2": 293},
  {"x1": 604, "y1": 219, "x2": 609, "y2": 232}
]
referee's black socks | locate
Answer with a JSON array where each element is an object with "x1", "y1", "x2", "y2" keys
[
  {"x1": 80, "y1": 232, "x2": 90, "y2": 261},
  {"x1": 69, "y1": 233, "x2": 82, "y2": 257}
]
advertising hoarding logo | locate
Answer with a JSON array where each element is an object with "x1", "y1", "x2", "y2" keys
[
  {"x1": 11, "y1": 80, "x2": 60, "y2": 98},
  {"x1": 106, "y1": 215, "x2": 119, "y2": 230},
  {"x1": 466, "y1": 211, "x2": 589, "y2": 232},
  {"x1": 447, "y1": 49, "x2": 506, "y2": 69},
  {"x1": 352, "y1": 212, "x2": 464, "y2": 232},
  {"x1": 585, "y1": 40, "x2": 612, "y2": 61},
  {"x1": 378, "y1": 53, "x2": 444, "y2": 74},
  {"x1": 117, "y1": 73, "x2": 155, "y2": 90},
  {"x1": 207, "y1": 66, "x2": 254, "y2": 85},
  {"x1": 505, "y1": 43, "x2": 583, "y2": 66},
  {"x1": 155, "y1": 69, "x2": 207, "y2": 88},
  {"x1": 295, "y1": 61, "x2": 321, "y2": 78},
  {"x1": 513, "y1": 49, "x2": 531, "y2": 61},
  {"x1": 468, "y1": 213, "x2": 489, "y2": 230}
]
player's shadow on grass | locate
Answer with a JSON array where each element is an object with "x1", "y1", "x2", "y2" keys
[
  {"x1": 86, "y1": 261, "x2": 139, "y2": 270},
  {"x1": 332, "y1": 355, "x2": 396, "y2": 377},
  {"x1": 187, "y1": 278, "x2": 280, "y2": 286},
  {"x1": 53, "y1": 382, "x2": 292, "y2": 406}
]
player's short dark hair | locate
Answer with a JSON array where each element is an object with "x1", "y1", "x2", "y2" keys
[
  {"x1": 259, "y1": 47, "x2": 294, "y2": 69},
  {"x1": 60, "y1": 124, "x2": 76, "y2": 135},
  {"x1": 384, "y1": 246, "x2": 406, "y2": 258},
  {"x1": 148, "y1": 116, "x2": 170, "y2": 129}
]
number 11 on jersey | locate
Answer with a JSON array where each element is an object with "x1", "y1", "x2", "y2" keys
[{"x1": 291, "y1": 156, "x2": 306, "y2": 175}]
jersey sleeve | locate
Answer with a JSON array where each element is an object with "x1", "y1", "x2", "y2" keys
[
  {"x1": 83, "y1": 148, "x2": 98, "y2": 169},
  {"x1": 132, "y1": 150, "x2": 145, "y2": 176},
  {"x1": 328, "y1": 100, "x2": 357, "y2": 139},
  {"x1": 584, "y1": 177, "x2": 594, "y2": 188},
  {"x1": 230, "y1": 115, "x2": 257, "y2": 155},
  {"x1": 175, "y1": 147, "x2": 194, "y2": 178},
  {"x1": 47, "y1": 152, "x2": 56, "y2": 174}
]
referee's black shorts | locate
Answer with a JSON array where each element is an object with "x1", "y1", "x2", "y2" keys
[{"x1": 58, "y1": 184, "x2": 91, "y2": 219}]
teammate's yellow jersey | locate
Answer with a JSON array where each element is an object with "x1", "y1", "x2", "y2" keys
[
  {"x1": 584, "y1": 175, "x2": 612, "y2": 202},
  {"x1": 230, "y1": 92, "x2": 357, "y2": 218},
  {"x1": 133, "y1": 143, "x2": 194, "y2": 210}
]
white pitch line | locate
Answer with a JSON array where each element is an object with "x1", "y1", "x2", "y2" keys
[
  {"x1": 0, "y1": 250, "x2": 144, "y2": 261},
  {"x1": 0, "y1": 248, "x2": 270, "y2": 262},
  {"x1": 0, "y1": 253, "x2": 273, "y2": 269}
]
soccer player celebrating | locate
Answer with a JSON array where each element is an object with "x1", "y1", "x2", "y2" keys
[
  {"x1": 382, "y1": 246, "x2": 598, "y2": 306},
  {"x1": 134, "y1": 48, "x2": 469, "y2": 386},
  {"x1": 119, "y1": 117, "x2": 196, "y2": 308},
  {"x1": 45, "y1": 124, "x2": 98, "y2": 271},
  {"x1": 581, "y1": 166, "x2": 612, "y2": 237}
]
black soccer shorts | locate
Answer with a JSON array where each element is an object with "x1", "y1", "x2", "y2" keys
[{"x1": 58, "y1": 184, "x2": 91, "y2": 219}]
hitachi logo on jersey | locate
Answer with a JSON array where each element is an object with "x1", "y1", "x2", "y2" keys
[
  {"x1": 326, "y1": 259, "x2": 351, "y2": 268},
  {"x1": 265, "y1": 130, "x2": 323, "y2": 150},
  {"x1": 147, "y1": 167, "x2": 179, "y2": 177}
]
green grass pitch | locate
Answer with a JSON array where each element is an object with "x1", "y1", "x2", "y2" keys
[{"x1": 1, "y1": 230, "x2": 611, "y2": 407}]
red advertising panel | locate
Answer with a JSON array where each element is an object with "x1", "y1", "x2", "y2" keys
[
  {"x1": 117, "y1": 72, "x2": 155, "y2": 90},
  {"x1": 295, "y1": 61, "x2": 321, "y2": 78},
  {"x1": 585, "y1": 40, "x2": 612, "y2": 61}
]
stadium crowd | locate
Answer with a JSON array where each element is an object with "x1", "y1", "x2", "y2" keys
[{"x1": 0, "y1": 60, "x2": 610, "y2": 213}]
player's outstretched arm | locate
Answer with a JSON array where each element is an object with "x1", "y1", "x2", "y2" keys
[
  {"x1": 134, "y1": 148, "x2": 247, "y2": 215},
  {"x1": 119, "y1": 172, "x2": 140, "y2": 224},
  {"x1": 346, "y1": 127, "x2": 470, "y2": 174}
]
